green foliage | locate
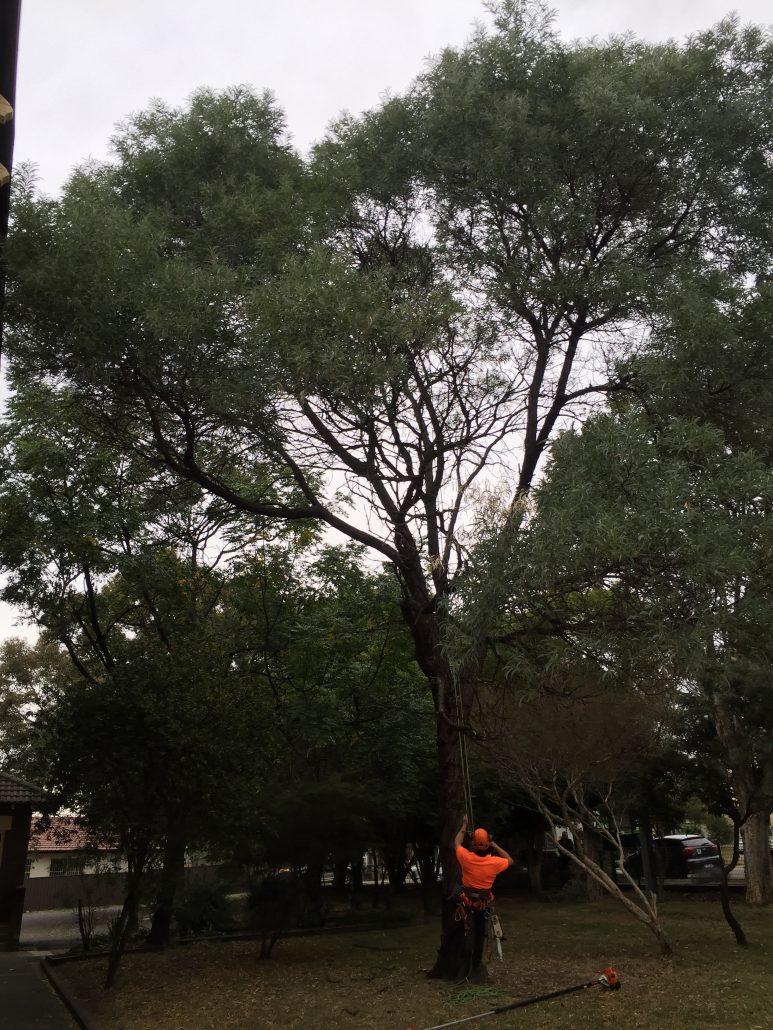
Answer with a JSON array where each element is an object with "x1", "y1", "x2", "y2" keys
[
  {"x1": 4, "y1": 8, "x2": 773, "y2": 918},
  {"x1": 478, "y1": 276, "x2": 773, "y2": 846},
  {"x1": 172, "y1": 877, "x2": 235, "y2": 937},
  {"x1": 0, "y1": 375, "x2": 436, "y2": 875},
  {"x1": 0, "y1": 637, "x2": 66, "y2": 770}
]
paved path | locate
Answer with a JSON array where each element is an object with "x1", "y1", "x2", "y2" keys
[{"x1": 0, "y1": 952, "x2": 77, "y2": 1028}]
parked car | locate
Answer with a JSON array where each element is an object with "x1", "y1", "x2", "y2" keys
[{"x1": 624, "y1": 835, "x2": 722, "y2": 884}]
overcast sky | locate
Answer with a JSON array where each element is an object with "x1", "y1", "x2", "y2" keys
[
  {"x1": 2, "y1": 0, "x2": 771, "y2": 641},
  {"x1": 13, "y1": 0, "x2": 773, "y2": 196}
]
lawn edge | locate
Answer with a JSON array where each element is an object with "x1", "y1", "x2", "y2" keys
[{"x1": 41, "y1": 955, "x2": 101, "y2": 1030}]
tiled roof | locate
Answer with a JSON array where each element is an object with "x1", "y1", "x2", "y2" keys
[
  {"x1": 30, "y1": 816, "x2": 115, "y2": 854},
  {"x1": 0, "y1": 770, "x2": 47, "y2": 804}
]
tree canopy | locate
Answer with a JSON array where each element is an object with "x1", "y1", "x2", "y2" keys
[{"x1": 4, "y1": 0, "x2": 773, "y2": 970}]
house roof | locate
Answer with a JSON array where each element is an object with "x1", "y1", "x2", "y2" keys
[
  {"x1": 0, "y1": 770, "x2": 48, "y2": 804},
  {"x1": 29, "y1": 816, "x2": 115, "y2": 854}
]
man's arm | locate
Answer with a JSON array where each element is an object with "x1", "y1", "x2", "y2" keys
[
  {"x1": 490, "y1": 839, "x2": 514, "y2": 868},
  {"x1": 454, "y1": 813, "x2": 469, "y2": 849}
]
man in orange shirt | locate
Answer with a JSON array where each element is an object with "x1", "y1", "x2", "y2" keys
[{"x1": 454, "y1": 813, "x2": 514, "y2": 975}]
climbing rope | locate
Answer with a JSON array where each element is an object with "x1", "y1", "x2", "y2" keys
[{"x1": 451, "y1": 670, "x2": 475, "y2": 827}]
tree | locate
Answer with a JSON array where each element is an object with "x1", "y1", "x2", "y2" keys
[
  {"x1": 222, "y1": 545, "x2": 437, "y2": 911},
  {"x1": 6, "y1": 6, "x2": 773, "y2": 973},
  {"x1": 0, "y1": 379, "x2": 438, "y2": 959},
  {"x1": 0, "y1": 381, "x2": 283, "y2": 978},
  {"x1": 487, "y1": 284, "x2": 773, "y2": 905},
  {"x1": 491, "y1": 679, "x2": 674, "y2": 953},
  {"x1": 0, "y1": 637, "x2": 66, "y2": 769}
]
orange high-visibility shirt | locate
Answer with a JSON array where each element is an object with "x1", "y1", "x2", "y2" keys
[{"x1": 455, "y1": 846, "x2": 509, "y2": 890}]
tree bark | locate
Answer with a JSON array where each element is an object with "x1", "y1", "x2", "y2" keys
[
  {"x1": 332, "y1": 858, "x2": 349, "y2": 892},
  {"x1": 637, "y1": 814, "x2": 661, "y2": 899},
  {"x1": 712, "y1": 695, "x2": 773, "y2": 906},
  {"x1": 578, "y1": 828, "x2": 605, "y2": 900},
  {"x1": 412, "y1": 841, "x2": 441, "y2": 915},
  {"x1": 105, "y1": 847, "x2": 148, "y2": 989},
  {"x1": 524, "y1": 847, "x2": 543, "y2": 898},
  {"x1": 427, "y1": 706, "x2": 469, "y2": 978},
  {"x1": 397, "y1": 566, "x2": 482, "y2": 977},
  {"x1": 147, "y1": 825, "x2": 187, "y2": 946},
  {"x1": 716, "y1": 830, "x2": 747, "y2": 946},
  {"x1": 741, "y1": 810, "x2": 773, "y2": 906}
]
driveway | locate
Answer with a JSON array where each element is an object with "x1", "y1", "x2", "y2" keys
[
  {"x1": 0, "y1": 951, "x2": 77, "y2": 1028},
  {"x1": 21, "y1": 905, "x2": 127, "y2": 951}
]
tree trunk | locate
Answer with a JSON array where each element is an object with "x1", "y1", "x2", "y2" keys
[
  {"x1": 412, "y1": 840, "x2": 441, "y2": 915},
  {"x1": 399, "y1": 568, "x2": 482, "y2": 979},
  {"x1": 383, "y1": 843, "x2": 408, "y2": 892},
  {"x1": 711, "y1": 693, "x2": 773, "y2": 905},
  {"x1": 741, "y1": 810, "x2": 773, "y2": 906},
  {"x1": 105, "y1": 849, "x2": 147, "y2": 989},
  {"x1": 427, "y1": 675, "x2": 476, "y2": 980},
  {"x1": 332, "y1": 858, "x2": 349, "y2": 891},
  {"x1": 301, "y1": 862, "x2": 324, "y2": 923},
  {"x1": 524, "y1": 848, "x2": 543, "y2": 897},
  {"x1": 147, "y1": 825, "x2": 187, "y2": 946},
  {"x1": 637, "y1": 813, "x2": 661, "y2": 899},
  {"x1": 716, "y1": 830, "x2": 747, "y2": 946},
  {"x1": 577, "y1": 829, "x2": 605, "y2": 900}
]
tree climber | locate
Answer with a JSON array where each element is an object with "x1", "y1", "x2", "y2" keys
[{"x1": 453, "y1": 813, "x2": 514, "y2": 977}]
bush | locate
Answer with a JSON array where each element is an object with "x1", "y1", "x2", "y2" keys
[{"x1": 173, "y1": 879, "x2": 234, "y2": 937}]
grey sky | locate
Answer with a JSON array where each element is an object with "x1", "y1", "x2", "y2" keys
[
  {"x1": 14, "y1": 1, "x2": 773, "y2": 195},
  {"x1": 1, "y1": 0, "x2": 771, "y2": 641}
]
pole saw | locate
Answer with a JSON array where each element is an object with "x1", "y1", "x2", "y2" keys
[{"x1": 406, "y1": 967, "x2": 621, "y2": 1030}]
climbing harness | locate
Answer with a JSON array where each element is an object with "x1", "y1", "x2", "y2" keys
[
  {"x1": 454, "y1": 888, "x2": 494, "y2": 938},
  {"x1": 406, "y1": 967, "x2": 621, "y2": 1030},
  {"x1": 453, "y1": 887, "x2": 505, "y2": 982},
  {"x1": 457, "y1": 885, "x2": 492, "y2": 918}
]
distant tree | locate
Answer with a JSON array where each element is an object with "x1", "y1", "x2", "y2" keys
[
  {"x1": 0, "y1": 383, "x2": 280, "y2": 978},
  {"x1": 0, "y1": 637, "x2": 66, "y2": 769}
]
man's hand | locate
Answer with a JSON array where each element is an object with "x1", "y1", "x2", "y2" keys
[
  {"x1": 490, "y1": 839, "x2": 514, "y2": 868},
  {"x1": 454, "y1": 813, "x2": 470, "y2": 849}
]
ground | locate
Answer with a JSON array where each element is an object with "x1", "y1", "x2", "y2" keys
[{"x1": 54, "y1": 894, "x2": 772, "y2": 1029}]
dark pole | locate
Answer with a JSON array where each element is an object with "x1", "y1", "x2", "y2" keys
[
  {"x1": 409, "y1": 970, "x2": 620, "y2": 1030},
  {"x1": 0, "y1": 0, "x2": 23, "y2": 356},
  {"x1": 637, "y1": 810, "x2": 659, "y2": 897}
]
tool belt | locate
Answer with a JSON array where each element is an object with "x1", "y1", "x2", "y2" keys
[
  {"x1": 454, "y1": 888, "x2": 494, "y2": 934},
  {"x1": 459, "y1": 888, "x2": 494, "y2": 911}
]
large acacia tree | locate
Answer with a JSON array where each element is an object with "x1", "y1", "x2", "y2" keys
[{"x1": 6, "y1": 4, "x2": 773, "y2": 973}]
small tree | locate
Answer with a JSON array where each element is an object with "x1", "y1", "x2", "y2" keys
[{"x1": 490, "y1": 677, "x2": 674, "y2": 953}]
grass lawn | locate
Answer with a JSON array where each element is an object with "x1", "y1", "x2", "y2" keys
[{"x1": 55, "y1": 893, "x2": 773, "y2": 1029}]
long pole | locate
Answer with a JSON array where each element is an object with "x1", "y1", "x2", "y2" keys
[{"x1": 408, "y1": 969, "x2": 620, "y2": 1030}]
